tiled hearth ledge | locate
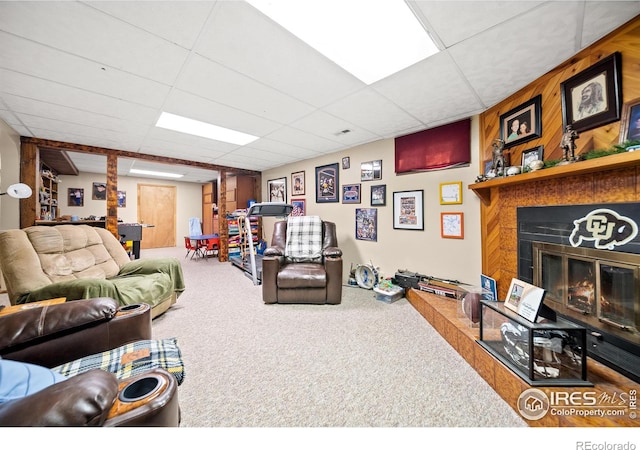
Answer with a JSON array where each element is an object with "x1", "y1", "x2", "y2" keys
[{"x1": 406, "y1": 288, "x2": 639, "y2": 427}]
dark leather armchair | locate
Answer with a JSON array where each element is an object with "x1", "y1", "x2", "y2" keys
[
  {"x1": 0, "y1": 298, "x2": 180, "y2": 426},
  {"x1": 262, "y1": 219, "x2": 342, "y2": 304}
]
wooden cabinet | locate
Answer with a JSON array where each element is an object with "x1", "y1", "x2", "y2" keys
[
  {"x1": 225, "y1": 174, "x2": 256, "y2": 212},
  {"x1": 39, "y1": 163, "x2": 59, "y2": 220},
  {"x1": 202, "y1": 181, "x2": 218, "y2": 235}
]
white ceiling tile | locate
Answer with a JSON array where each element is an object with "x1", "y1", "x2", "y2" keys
[
  {"x1": 373, "y1": 51, "x2": 483, "y2": 123},
  {"x1": 0, "y1": 33, "x2": 171, "y2": 108},
  {"x1": 448, "y1": 1, "x2": 582, "y2": 107},
  {"x1": 581, "y1": 2, "x2": 640, "y2": 48},
  {"x1": 289, "y1": 110, "x2": 380, "y2": 146},
  {"x1": 324, "y1": 88, "x2": 423, "y2": 136},
  {"x1": 0, "y1": 1, "x2": 190, "y2": 84},
  {"x1": 410, "y1": 1, "x2": 545, "y2": 48},
  {"x1": 86, "y1": 1, "x2": 215, "y2": 49},
  {"x1": 0, "y1": 69, "x2": 160, "y2": 123},
  {"x1": 262, "y1": 126, "x2": 343, "y2": 153},
  {"x1": 177, "y1": 54, "x2": 316, "y2": 124}
]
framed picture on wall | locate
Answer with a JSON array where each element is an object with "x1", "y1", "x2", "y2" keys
[
  {"x1": 440, "y1": 212, "x2": 464, "y2": 239},
  {"x1": 521, "y1": 146, "x2": 544, "y2": 172},
  {"x1": 68, "y1": 188, "x2": 84, "y2": 207},
  {"x1": 315, "y1": 163, "x2": 339, "y2": 203},
  {"x1": 439, "y1": 182, "x2": 462, "y2": 205},
  {"x1": 361, "y1": 160, "x2": 382, "y2": 181},
  {"x1": 370, "y1": 184, "x2": 386, "y2": 206},
  {"x1": 291, "y1": 171, "x2": 305, "y2": 195},
  {"x1": 561, "y1": 52, "x2": 622, "y2": 133},
  {"x1": 619, "y1": 96, "x2": 640, "y2": 143},
  {"x1": 92, "y1": 182, "x2": 106, "y2": 200},
  {"x1": 393, "y1": 190, "x2": 424, "y2": 230},
  {"x1": 117, "y1": 190, "x2": 126, "y2": 208},
  {"x1": 355, "y1": 208, "x2": 377, "y2": 241},
  {"x1": 500, "y1": 95, "x2": 542, "y2": 149},
  {"x1": 342, "y1": 183, "x2": 361, "y2": 204},
  {"x1": 291, "y1": 198, "x2": 305, "y2": 216},
  {"x1": 267, "y1": 177, "x2": 287, "y2": 203}
]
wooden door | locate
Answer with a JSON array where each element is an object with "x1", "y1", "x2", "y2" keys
[{"x1": 138, "y1": 184, "x2": 176, "y2": 249}]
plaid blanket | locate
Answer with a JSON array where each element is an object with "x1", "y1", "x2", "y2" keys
[
  {"x1": 53, "y1": 338, "x2": 185, "y2": 385},
  {"x1": 285, "y1": 215, "x2": 323, "y2": 263}
]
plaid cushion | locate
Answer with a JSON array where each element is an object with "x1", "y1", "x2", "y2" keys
[
  {"x1": 285, "y1": 216, "x2": 323, "y2": 263},
  {"x1": 53, "y1": 338, "x2": 185, "y2": 385}
]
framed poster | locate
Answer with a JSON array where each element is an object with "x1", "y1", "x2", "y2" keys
[
  {"x1": 355, "y1": 208, "x2": 377, "y2": 241},
  {"x1": 315, "y1": 163, "x2": 339, "y2": 203},
  {"x1": 68, "y1": 188, "x2": 84, "y2": 207},
  {"x1": 561, "y1": 52, "x2": 622, "y2": 133},
  {"x1": 504, "y1": 278, "x2": 546, "y2": 322},
  {"x1": 117, "y1": 190, "x2": 126, "y2": 207},
  {"x1": 439, "y1": 182, "x2": 462, "y2": 205},
  {"x1": 500, "y1": 95, "x2": 542, "y2": 149},
  {"x1": 291, "y1": 171, "x2": 305, "y2": 196},
  {"x1": 342, "y1": 156, "x2": 350, "y2": 169},
  {"x1": 393, "y1": 190, "x2": 424, "y2": 230},
  {"x1": 370, "y1": 184, "x2": 386, "y2": 206},
  {"x1": 92, "y1": 182, "x2": 106, "y2": 200},
  {"x1": 619, "y1": 96, "x2": 640, "y2": 143},
  {"x1": 361, "y1": 160, "x2": 382, "y2": 181},
  {"x1": 440, "y1": 212, "x2": 464, "y2": 239},
  {"x1": 290, "y1": 198, "x2": 306, "y2": 216},
  {"x1": 342, "y1": 183, "x2": 361, "y2": 204},
  {"x1": 481, "y1": 274, "x2": 498, "y2": 302},
  {"x1": 267, "y1": 177, "x2": 287, "y2": 203}
]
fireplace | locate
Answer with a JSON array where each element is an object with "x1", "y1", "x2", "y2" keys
[{"x1": 517, "y1": 203, "x2": 640, "y2": 383}]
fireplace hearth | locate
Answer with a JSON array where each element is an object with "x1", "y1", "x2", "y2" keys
[{"x1": 518, "y1": 203, "x2": 640, "y2": 383}]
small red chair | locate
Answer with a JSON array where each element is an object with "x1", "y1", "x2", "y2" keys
[{"x1": 184, "y1": 237, "x2": 199, "y2": 259}]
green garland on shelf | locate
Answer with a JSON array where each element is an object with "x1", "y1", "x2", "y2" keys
[{"x1": 543, "y1": 139, "x2": 640, "y2": 169}]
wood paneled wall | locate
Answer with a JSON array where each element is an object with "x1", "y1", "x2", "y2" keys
[{"x1": 477, "y1": 16, "x2": 640, "y2": 300}]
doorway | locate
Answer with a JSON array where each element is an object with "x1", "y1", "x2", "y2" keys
[{"x1": 138, "y1": 183, "x2": 176, "y2": 249}]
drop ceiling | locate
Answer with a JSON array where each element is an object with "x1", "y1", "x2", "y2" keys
[{"x1": 1, "y1": 1, "x2": 638, "y2": 183}]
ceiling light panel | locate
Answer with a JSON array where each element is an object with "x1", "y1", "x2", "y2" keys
[
  {"x1": 155, "y1": 112, "x2": 259, "y2": 145},
  {"x1": 247, "y1": 0, "x2": 439, "y2": 84}
]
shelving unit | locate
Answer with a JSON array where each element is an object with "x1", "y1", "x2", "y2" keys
[{"x1": 39, "y1": 163, "x2": 60, "y2": 221}]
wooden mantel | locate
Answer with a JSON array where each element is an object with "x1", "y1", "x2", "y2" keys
[{"x1": 469, "y1": 150, "x2": 640, "y2": 205}]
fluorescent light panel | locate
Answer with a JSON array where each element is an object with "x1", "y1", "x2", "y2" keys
[
  {"x1": 130, "y1": 168, "x2": 184, "y2": 179},
  {"x1": 156, "y1": 112, "x2": 259, "y2": 146},
  {"x1": 247, "y1": 0, "x2": 439, "y2": 84}
]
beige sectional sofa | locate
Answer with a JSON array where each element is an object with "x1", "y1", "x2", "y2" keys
[{"x1": 0, "y1": 224, "x2": 184, "y2": 318}]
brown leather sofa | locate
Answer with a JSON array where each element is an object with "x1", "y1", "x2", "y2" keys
[
  {"x1": 0, "y1": 297, "x2": 180, "y2": 426},
  {"x1": 262, "y1": 219, "x2": 342, "y2": 304},
  {"x1": 0, "y1": 297, "x2": 151, "y2": 368}
]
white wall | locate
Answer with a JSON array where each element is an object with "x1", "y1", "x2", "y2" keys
[
  {"x1": 261, "y1": 116, "x2": 484, "y2": 287},
  {"x1": 0, "y1": 119, "x2": 22, "y2": 231},
  {"x1": 58, "y1": 171, "x2": 203, "y2": 241}
]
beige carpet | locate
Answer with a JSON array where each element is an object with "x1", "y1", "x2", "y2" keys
[{"x1": 142, "y1": 246, "x2": 526, "y2": 428}]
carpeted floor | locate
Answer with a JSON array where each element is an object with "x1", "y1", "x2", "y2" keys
[{"x1": 142, "y1": 246, "x2": 527, "y2": 428}]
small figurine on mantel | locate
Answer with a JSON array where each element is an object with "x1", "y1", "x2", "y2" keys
[
  {"x1": 491, "y1": 138, "x2": 506, "y2": 176},
  {"x1": 560, "y1": 124, "x2": 580, "y2": 164}
]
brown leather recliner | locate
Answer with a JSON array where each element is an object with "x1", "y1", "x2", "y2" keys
[
  {"x1": 0, "y1": 298, "x2": 180, "y2": 426},
  {"x1": 0, "y1": 297, "x2": 151, "y2": 368},
  {"x1": 262, "y1": 219, "x2": 343, "y2": 304}
]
